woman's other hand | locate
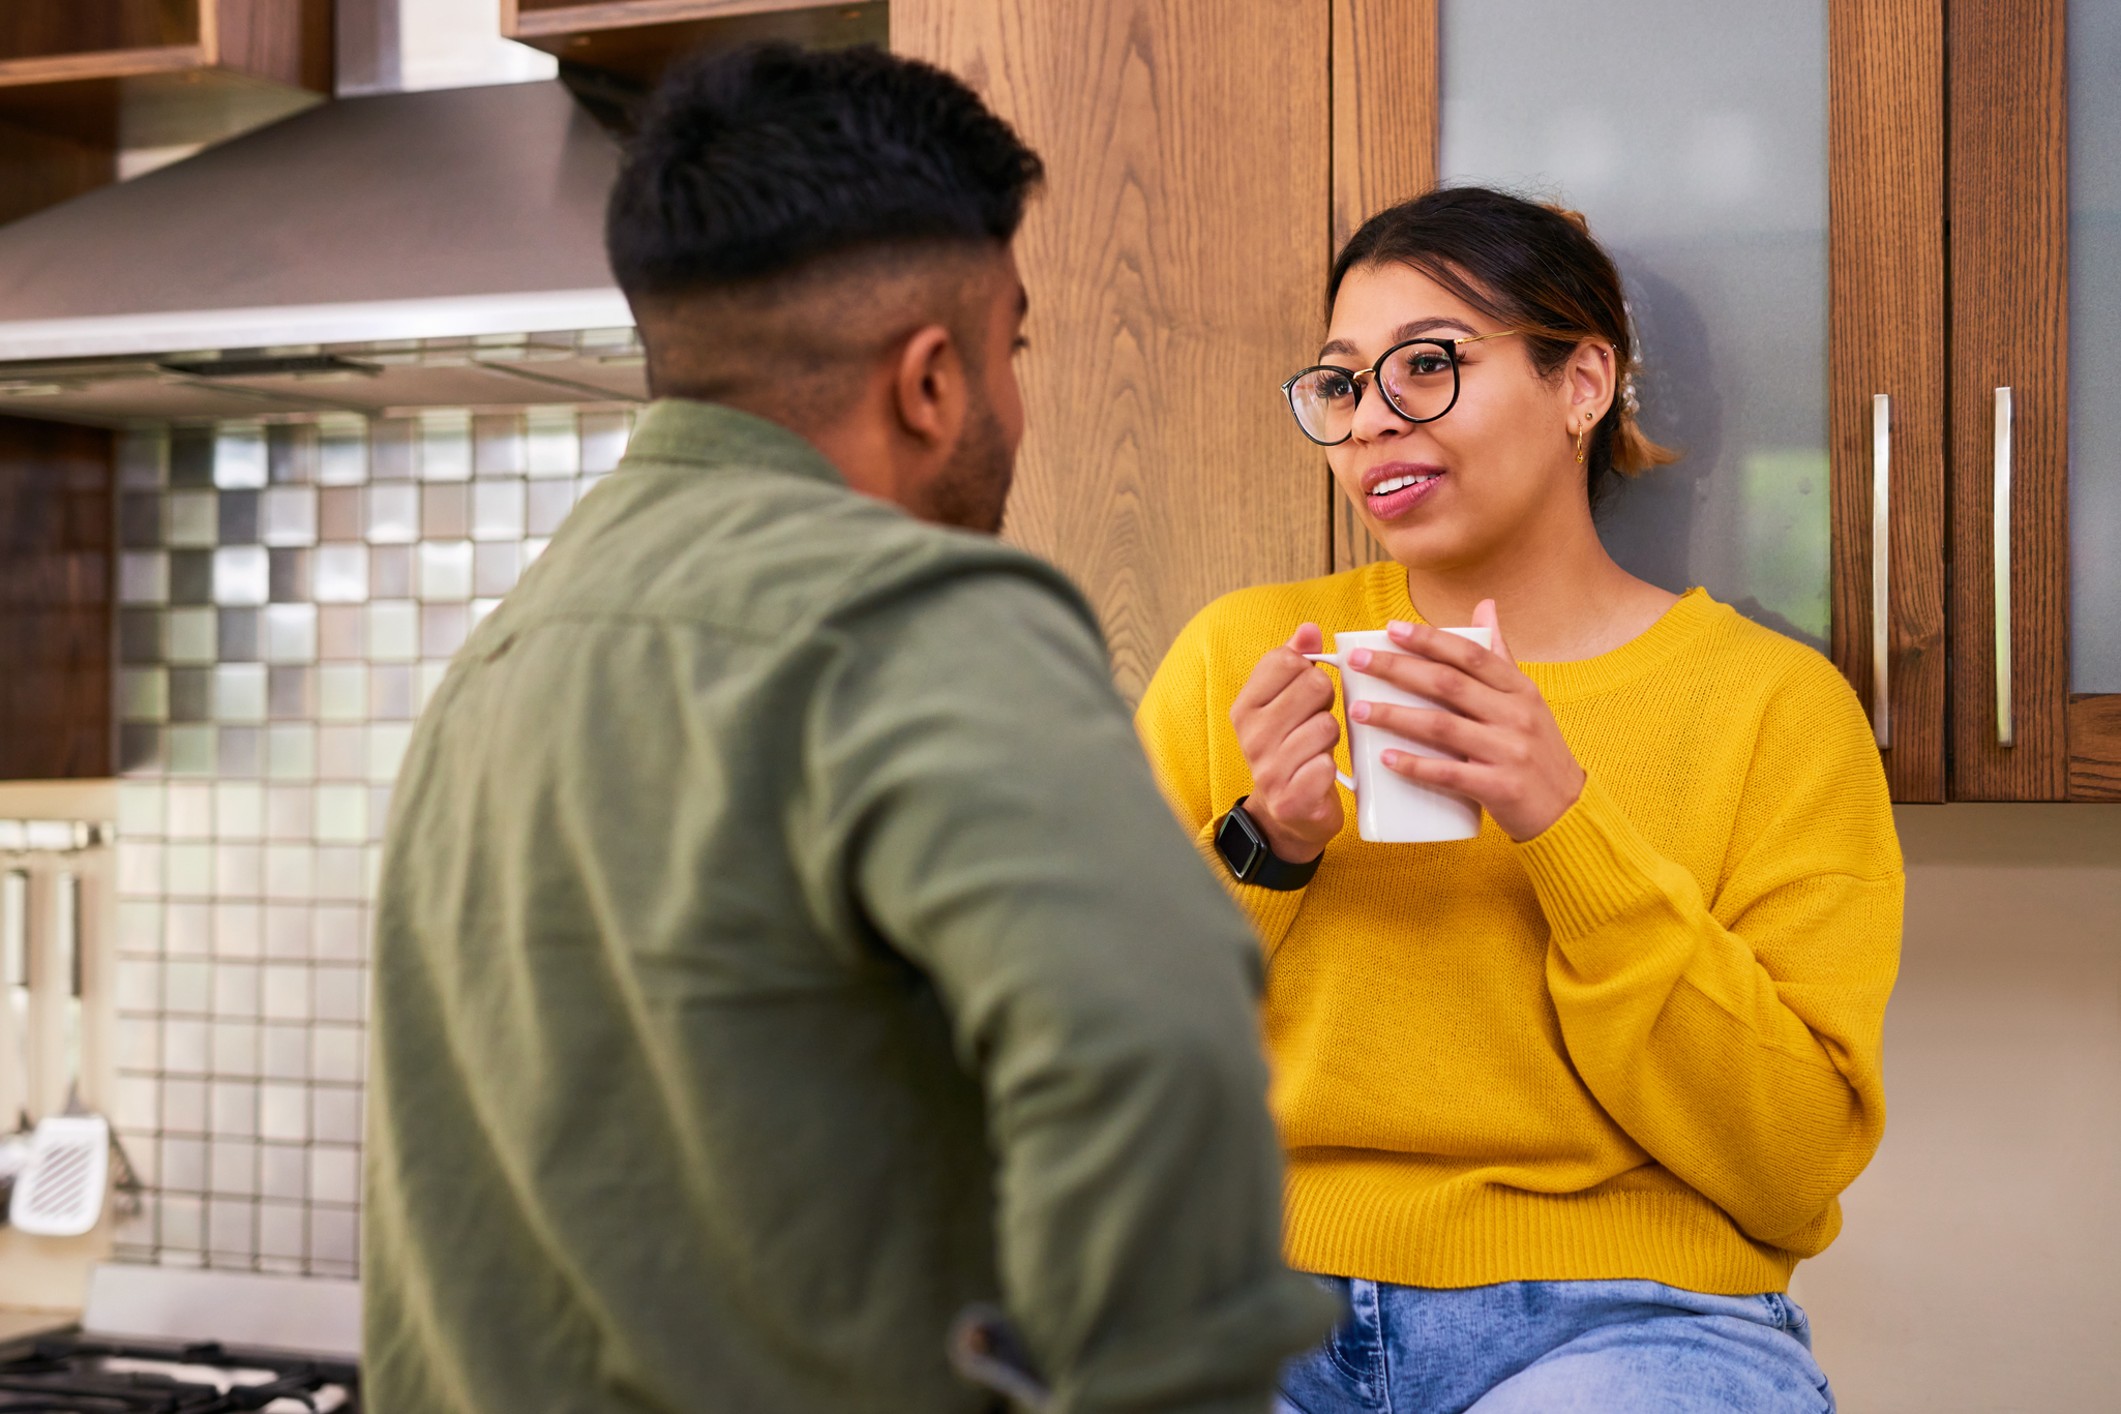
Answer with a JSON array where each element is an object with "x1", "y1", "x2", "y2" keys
[
  {"x1": 1229, "y1": 623, "x2": 1345, "y2": 862},
  {"x1": 1348, "y1": 599, "x2": 1586, "y2": 841}
]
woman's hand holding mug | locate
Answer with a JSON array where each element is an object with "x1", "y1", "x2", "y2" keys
[
  {"x1": 1229, "y1": 623, "x2": 1345, "y2": 862},
  {"x1": 1348, "y1": 600, "x2": 1586, "y2": 842}
]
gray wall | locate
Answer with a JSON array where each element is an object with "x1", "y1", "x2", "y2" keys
[{"x1": 1801, "y1": 805, "x2": 2121, "y2": 1410}]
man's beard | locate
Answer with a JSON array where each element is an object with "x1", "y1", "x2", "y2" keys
[{"x1": 917, "y1": 394, "x2": 1015, "y2": 534}]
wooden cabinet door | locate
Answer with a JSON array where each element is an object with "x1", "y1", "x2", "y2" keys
[
  {"x1": 890, "y1": 0, "x2": 1332, "y2": 701},
  {"x1": 0, "y1": 416, "x2": 112, "y2": 779},
  {"x1": 1828, "y1": 0, "x2": 1949, "y2": 803},
  {"x1": 1949, "y1": 0, "x2": 2069, "y2": 799},
  {"x1": 1327, "y1": 0, "x2": 1437, "y2": 574},
  {"x1": 1947, "y1": 0, "x2": 2121, "y2": 800}
]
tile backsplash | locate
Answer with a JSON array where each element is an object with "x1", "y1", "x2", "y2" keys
[{"x1": 107, "y1": 398, "x2": 635, "y2": 1277}]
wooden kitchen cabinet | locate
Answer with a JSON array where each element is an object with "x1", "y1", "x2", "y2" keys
[
  {"x1": 0, "y1": 1, "x2": 333, "y2": 145},
  {"x1": 892, "y1": 0, "x2": 1951, "y2": 745},
  {"x1": 1416, "y1": 0, "x2": 2113, "y2": 804},
  {"x1": 1340, "y1": 0, "x2": 1951, "y2": 802},
  {"x1": 1325, "y1": 0, "x2": 1437, "y2": 577},
  {"x1": 888, "y1": 0, "x2": 2110, "y2": 804},
  {"x1": 1945, "y1": 0, "x2": 2121, "y2": 801},
  {"x1": 0, "y1": 0, "x2": 333, "y2": 224},
  {"x1": 0, "y1": 1, "x2": 333, "y2": 770},
  {"x1": 891, "y1": 0, "x2": 1334, "y2": 701},
  {"x1": 0, "y1": 416, "x2": 113, "y2": 780},
  {"x1": 1826, "y1": 0, "x2": 1951, "y2": 804},
  {"x1": 0, "y1": 117, "x2": 113, "y2": 229},
  {"x1": 503, "y1": 0, "x2": 884, "y2": 87}
]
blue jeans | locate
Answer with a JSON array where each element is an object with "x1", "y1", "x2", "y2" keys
[{"x1": 1276, "y1": 1277, "x2": 1835, "y2": 1414}]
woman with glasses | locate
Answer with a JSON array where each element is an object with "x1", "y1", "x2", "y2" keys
[{"x1": 1135, "y1": 186, "x2": 1900, "y2": 1412}]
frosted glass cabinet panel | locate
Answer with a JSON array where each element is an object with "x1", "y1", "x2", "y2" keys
[
  {"x1": 1439, "y1": 0, "x2": 1830, "y2": 646},
  {"x1": 2071, "y1": 0, "x2": 2120, "y2": 693}
]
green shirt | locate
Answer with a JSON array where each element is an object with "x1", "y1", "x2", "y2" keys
[{"x1": 364, "y1": 400, "x2": 1336, "y2": 1413}]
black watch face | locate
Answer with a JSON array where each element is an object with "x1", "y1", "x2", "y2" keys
[{"x1": 1217, "y1": 809, "x2": 1266, "y2": 879}]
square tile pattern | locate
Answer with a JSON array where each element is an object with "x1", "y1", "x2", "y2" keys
[{"x1": 113, "y1": 398, "x2": 636, "y2": 1277}]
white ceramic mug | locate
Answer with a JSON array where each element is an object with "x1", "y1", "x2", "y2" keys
[{"x1": 1304, "y1": 626, "x2": 1493, "y2": 843}]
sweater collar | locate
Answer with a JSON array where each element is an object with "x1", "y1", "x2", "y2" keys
[{"x1": 1357, "y1": 559, "x2": 1729, "y2": 704}]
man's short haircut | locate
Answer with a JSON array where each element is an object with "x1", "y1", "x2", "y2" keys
[{"x1": 607, "y1": 42, "x2": 1044, "y2": 300}]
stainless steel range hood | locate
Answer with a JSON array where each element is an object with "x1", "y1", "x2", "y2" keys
[
  {"x1": 0, "y1": 79, "x2": 631, "y2": 366},
  {"x1": 0, "y1": 0, "x2": 902, "y2": 424}
]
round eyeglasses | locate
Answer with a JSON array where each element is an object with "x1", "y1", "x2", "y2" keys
[{"x1": 1280, "y1": 331, "x2": 1521, "y2": 447}]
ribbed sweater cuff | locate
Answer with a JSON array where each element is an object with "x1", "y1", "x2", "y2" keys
[
  {"x1": 1191, "y1": 821, "x2": 1310, "y2": 954},
  {"x1": 1512, "y1": 773, "x2": 1689, "y2": 944}
]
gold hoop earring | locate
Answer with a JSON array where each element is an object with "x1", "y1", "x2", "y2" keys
[{"x1": 1574, "y1": 422, "x2": 1588, "y2": 464}]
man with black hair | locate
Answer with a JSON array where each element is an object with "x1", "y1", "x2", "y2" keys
[{"x1": 364, "y1": 42, "x2": 1335, "y2": 1414}]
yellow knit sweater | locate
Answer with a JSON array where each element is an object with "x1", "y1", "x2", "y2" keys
[{"x1": 1136, "y1": 561, "x2": 1903, "y2": 1295}]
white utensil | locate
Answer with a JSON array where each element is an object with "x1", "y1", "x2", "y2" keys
[
  {"x1": 11, "y1": 871, "x2": 110, "y2": 1238},
  {"x1": 0, "y1": 869, "x2": 34, "y2": 1215},
  {"x1": 9, "y1": 1114, "x2": 110, "y2": 1237}
]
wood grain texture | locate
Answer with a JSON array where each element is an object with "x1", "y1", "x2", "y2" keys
[
  {"x1": 0, "y1": 3, "x2": 197, "y2": 64},
  {"x1": 0, "y1": 44, "x2": 201, "y2": 91},
  {"x1": 0, "y1": 116, "x2": 114, "y2": 227},
  {"x1": 2067, "y1": 696, "x2": 2121, "y2": 800},
  {"x1": 0, "y1": 0, "x2": 325, "y2": 149},
  {"x1": 1948, "y1": 0, "x2": 2070, "y2": 799},
  {"x1": 1826, "y1": 0, "x2": 1946, "y2": 802},
  {"x1": 0, "y1": 416, "x2": 113, "y2": 780},
  {"x1": 1327, "y1": 0, "x2": 1437, "y2": 574},
  {"x1": 1331, "y1": 0, "x2": 1436, "y2": 251},
  {"x1": 892, "y1": 0, "x2": 1332, "y2": 702},
  {"x1": 212, "y1": 0, "x2": 335, "y2": 92},
  {"x1": 513, "y1": 3, "x2": 884, "y2": 82},
  {"x1": 507, "y1": 0, "x2": 832, "y2": 35}
]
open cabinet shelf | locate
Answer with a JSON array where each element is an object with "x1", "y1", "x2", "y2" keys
[
  {"x1": 502, "y1": 0, "x2": 885, "y2": 87},
  {"x1": 0, "y1": 0, "x2": 330, "y2": 150}
]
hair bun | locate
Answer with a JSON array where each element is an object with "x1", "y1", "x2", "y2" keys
[{"x1": 1541, "y1": 202, "x2": 1593, "y2": 237}]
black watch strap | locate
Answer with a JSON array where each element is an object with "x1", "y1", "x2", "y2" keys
[{"x1": 1214, "y1": 797, "x2": 1322, "y2": 891}]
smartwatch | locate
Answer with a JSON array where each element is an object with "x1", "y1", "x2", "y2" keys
[{"x1": 1214, "y1": 797, "x2": 1322, "y2": 891}]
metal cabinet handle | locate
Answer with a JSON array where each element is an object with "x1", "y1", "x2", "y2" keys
[
  {"x1": 1871, "y1": 394, "x2": 1891, "y2": 749},
  {"x1": 4, "y1": 870, "x2": 28, "y2": 1119},
  {"x1": 2, "y1": 870, "x2": 26, "y2": 994},
  {"x1": 1993, "y1": 387, "x2": 2014, "y2": 747},
  {"x1": 57, "y1": 871, "x2": 81, "y2": 1100}
]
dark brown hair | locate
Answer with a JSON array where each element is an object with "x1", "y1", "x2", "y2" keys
[
  {"x1": 1328, "y1": 186, "x2": 1677, "y2": 505},
  {"x1": 609, "y1": 42, "x2": 1043, "y2": 297}
]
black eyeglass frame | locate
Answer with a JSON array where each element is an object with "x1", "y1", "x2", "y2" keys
[{"x1": 1279, "y1": 330, "x2": 1521, "y2": 447}]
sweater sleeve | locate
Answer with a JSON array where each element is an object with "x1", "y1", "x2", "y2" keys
[
  {"x1": 805, "y1": 567, "x2": 1336, "y2": 1414},
  {"x1": 1135, "y1": 604, "x2": 1314, "y2": 955},
  {"x1": 1514, "y1": 655, "x2": 1903, "y2": 1251}
]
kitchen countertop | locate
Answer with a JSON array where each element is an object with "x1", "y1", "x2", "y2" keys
[{"x1": 0, "y1": 1308, "x2": 73, "y2": 1342}]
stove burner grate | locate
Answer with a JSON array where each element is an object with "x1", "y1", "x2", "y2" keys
[{"x1": 0, "y1": 1333, "x2": 357, "y2": 1413}]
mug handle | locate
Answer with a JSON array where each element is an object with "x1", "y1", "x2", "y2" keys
[{"x1": 1301, "y1": 654, "x2": 1361, "y2": 792}]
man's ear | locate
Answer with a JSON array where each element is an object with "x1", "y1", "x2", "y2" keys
[{"x1": 890, "y1": 323, "x2": 967, "y2": 451}]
